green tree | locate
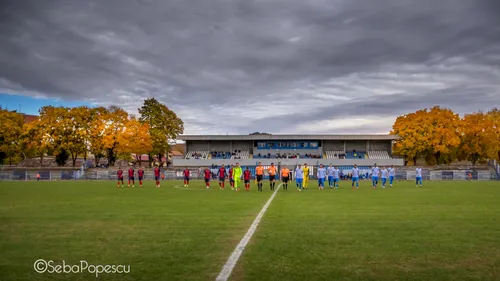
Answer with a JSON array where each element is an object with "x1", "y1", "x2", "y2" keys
[{"x1": 139, "y1": 98, "x2": 184, "y2": 162}]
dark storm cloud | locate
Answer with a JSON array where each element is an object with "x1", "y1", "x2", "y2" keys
[{"x1": 0, "y1": 0, "x2": 499, "y2": 134}]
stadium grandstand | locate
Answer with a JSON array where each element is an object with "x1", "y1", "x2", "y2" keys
[{"x1": 174, "y1": 134, "x2": 403, "y2": 177}]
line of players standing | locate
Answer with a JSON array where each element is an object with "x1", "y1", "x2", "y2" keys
[
  {"x1": 116, "y1": 163, "x2": 424, "y2": 190},
  {"x1": 116, "y1": 166, "x2": 163, "y2": 188}
]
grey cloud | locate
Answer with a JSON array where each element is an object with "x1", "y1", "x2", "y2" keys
[{"x1": 0, "y1": 0, "x2": 499, "y2": 134}]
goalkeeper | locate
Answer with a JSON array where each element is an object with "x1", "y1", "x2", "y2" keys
[{"x1": 233, "y1": 162, "x2": 243, "y2": 191}]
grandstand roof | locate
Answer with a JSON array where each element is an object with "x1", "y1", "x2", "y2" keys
[{"x1": 178, "y1": 134, "x2": 399, "y2": 141}]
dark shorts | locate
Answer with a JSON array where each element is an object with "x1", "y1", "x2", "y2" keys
[
  {"x1": 138, "y1": 176, "x2": 143, "y2": 181},
  {"x1": 269, "y1": 175, "x2": 276, "y2": 181},
  {"x1": 219, "y1": 177, "x2": 225, "y2": 182},
  {"x1": 229, "y1": 178, "x2": 234, "y2": 183},
  {"x1": 155, "y1": 176, "x2": 160, "y2": 181},
  {"x1": 118, "y1": 176, "x2": 124, "y2": 181},
  {"x1": 282, "y1": 176, "x2": 289, "y2": 183},
  {"x1": 256, "y1": 175, "x2": 263, "y2": 182},
  {"x1": 244, "y1": 179, "x2": 250, "y2": 184},
  {"x1": 129, "y1": 176, "x2": 134, "y2": 180},
  {"x1": 184, "y1": 176, "x2": 190, "y2": 181},
  {"x1": 204, "y1": 178, "x2": 210, "y2": 183}
]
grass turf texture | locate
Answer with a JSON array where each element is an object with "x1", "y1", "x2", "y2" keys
[{"x1": 0, "y1": 180, "x2": 499, "y2": 281}]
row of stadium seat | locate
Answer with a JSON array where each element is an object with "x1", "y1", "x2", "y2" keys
[
  {"x1": 187, "y1": 151, "x2": 388, "y2": 160},
  {"x1": 346, "y1": 151, "x2": 365, "y2": 159},
  {"x1": 368, "y1": 151, "x2": 390, "y2": 159},
  {"x1": 211, "y1": 151, "x2": 231, "y2": 159},
  {"x1": 185, "y1": 151, "x2": 209, "y2": 159},
  {"x1": 232, "y1": 151, "x2": 249, "y2": 159},
  {"x1": 325, "y1": 151, "x2": 345, "y2": 159},
  {"x1": 209, "y1": 151, "x2": 250, "y2": 159}
]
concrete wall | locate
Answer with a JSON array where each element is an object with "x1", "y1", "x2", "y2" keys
[
  {"x1": 231, "y1": 140, "x2": 253, "y2": 151},
  {"x1": 323, "y1": 140, "x2": 344, "y2": 151},
  {"x1": 209, "y1": 140, "x2": 230, "y2": 151},
  {"x1": 173, "y1": 158, "x2": 404, "y2": 167},
  {"x1": 186, "y1": 141, "x2": 209, "y2": 151},
  {"x1": 368, "y1": 140, "x2": 391, "y2": 151},
  {"x1": 187, "y1": 140, "x2": 253, "y2": 152},
  {"x1": 345, "y1": 140, "x2": 367, "y2": 151}
]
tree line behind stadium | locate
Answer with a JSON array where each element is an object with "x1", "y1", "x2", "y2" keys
[{"x1": 1, "y1": 103, "x2": 499, "y2": 168}]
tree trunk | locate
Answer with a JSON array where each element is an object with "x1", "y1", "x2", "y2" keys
[
  {"x1": 71, "y1": 152, "x2": 77, "y2": 167},
  {"x1": 148, "y1": 153, "x2": 153, "y2": 167},
  {"x1": 94, "y1": 155, "x2": 100, "y2": 167},
  {"x1": 434, "y1": 152, "x2": 441, "y2": 165},
  {"x1": 412, "y1": 156, "x2": 417, "y2": 166},
  {"x1": 39, "y1": 154, "x2": 44, "y2": 167},
  {"x1": 9, "y1": 155, "x2": 12, "y2": 166}
]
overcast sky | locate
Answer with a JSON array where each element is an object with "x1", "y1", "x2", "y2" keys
[{"x1": 1, "y1": 0, "x2": 500, "y2": 135}]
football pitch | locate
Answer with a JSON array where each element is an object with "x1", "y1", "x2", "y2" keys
[{"x1": 1, "y1": 180, "x2": 500, "y2": 281}]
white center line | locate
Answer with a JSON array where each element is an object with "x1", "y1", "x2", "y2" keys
[{"x1": 215, "y1": 183, "x2": 282, "y2": 281}]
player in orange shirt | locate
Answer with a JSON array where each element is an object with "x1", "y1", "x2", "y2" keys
[
  {"x1": 255, "y1": 162, "x2": 264, "y2": 192},
  {"x1": 280, "y1": 166, "x2": 291, "y2": 191},
  {"x1": 267, "y1": 163, "x2": 277, "y2": 191}
]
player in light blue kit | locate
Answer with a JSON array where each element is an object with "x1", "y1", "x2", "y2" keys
[
  {"x1": 327, "y1": 164, "x2": 335, "y2": 188},
  {"x1": 351, "y1": 164, "x2": 360, "y2": 189},
  {"x1": 295, "y1": 164, "x2": 304, "y2": 191},
  {"x1": 381, "y1": 167, "x2": 388, "y2": 188},
  {"x1": 371, "y1": 164, "x2": 380, "y2": 188},
  {"x1": 416, "y1": 166, "x2": 423, "y2": 187},
  {"x1": 317, "y1": 164, "x2": 326, "y2": 190},
  {"x1": 332, "y1": 166, "x2": 340, "y2": 189},
  {"x1": 388, "y1": 165, "x2": 396, "y2": 187}
]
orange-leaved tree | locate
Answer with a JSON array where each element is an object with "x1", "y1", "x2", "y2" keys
[
  {"x1": 423, "y1": 106, "x2": 462, "y2": 164},
  {"x1": 88, "y1": 107, "x2": 108, "y2": 167},
  {"x1": 101, "y1": 106, "x2": 128, "y2": 166},
  {"x1": 390, "y1": 109, "x2": 429, "y2": 165},
  {"x1": 118, "y1": 117, "x2": 153, "y2": 166},
  {"x1": 460, "y1": 112, "x2": 497, "y2": 165},
  {"x1": 23, "y1": 119, "x2": 53, "y2": 166},
  {"x1": 487, "y1": 108, "x2": 500, "y2": 161},
  {"x1": 37, "y1": 106, "x2": 74, "y2": 166},
  {"x1": 0, "y1": 108, "x2": 25, "y2": 165}
]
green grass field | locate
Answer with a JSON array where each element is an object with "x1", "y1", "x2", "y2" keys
[{"x1": 1, "y1": 179, "x2": 500, "y2": 281}]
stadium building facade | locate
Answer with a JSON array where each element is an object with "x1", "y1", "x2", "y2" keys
[{"x1": 174, "y1": 134, "x2": 403, "y2": 167}]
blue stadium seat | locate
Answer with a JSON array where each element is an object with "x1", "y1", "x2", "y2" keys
[{"x1": 346, "y1": 152, "x2": 365, "y2": 159}]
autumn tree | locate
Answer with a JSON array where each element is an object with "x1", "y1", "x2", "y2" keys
[
  {"x1": 119, "y1": 117, "x2": 153, "y2": 166},
  {"x1": 87, "y1": 107, "x2": 107, "y2": 167},
  {"x1": 102, "y1": 106, "x2": 128, "y2": 166},
  {"x1": 138, "y1": 98, "x2": 184, "y2": 163},
  {"x1": 423, "y1": 106, "x2": 462, "y2": 164},
  {"x1": 68, "y1": 106, "x2": 94, "y2": 165},
  {"x1": 391, "y1": 106, "x2": 462, "y2": 165},
  {"x1": 487, "y1": 108, "x2": 500, "y2": 161},
  {"x1": 390, "y1": 109, "x2": 429, "y2": 165},
  {"x1": 23, "y1": 120, "x2": 52, "y2": 166},
  {"x1": 460, "y1": 112, "x2": 497, "y2": 165},
  {"x1": 0, "y1": 108, "x2": 24, "y2": 165}
]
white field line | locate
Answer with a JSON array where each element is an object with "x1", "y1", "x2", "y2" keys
[{"x1": 215, "y1": 183, "x2": 282, "y2": 281}]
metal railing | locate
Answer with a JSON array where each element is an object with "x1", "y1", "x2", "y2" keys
[{"x1": 0, "y1": 168, "x2": 497, "y2": 181}]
